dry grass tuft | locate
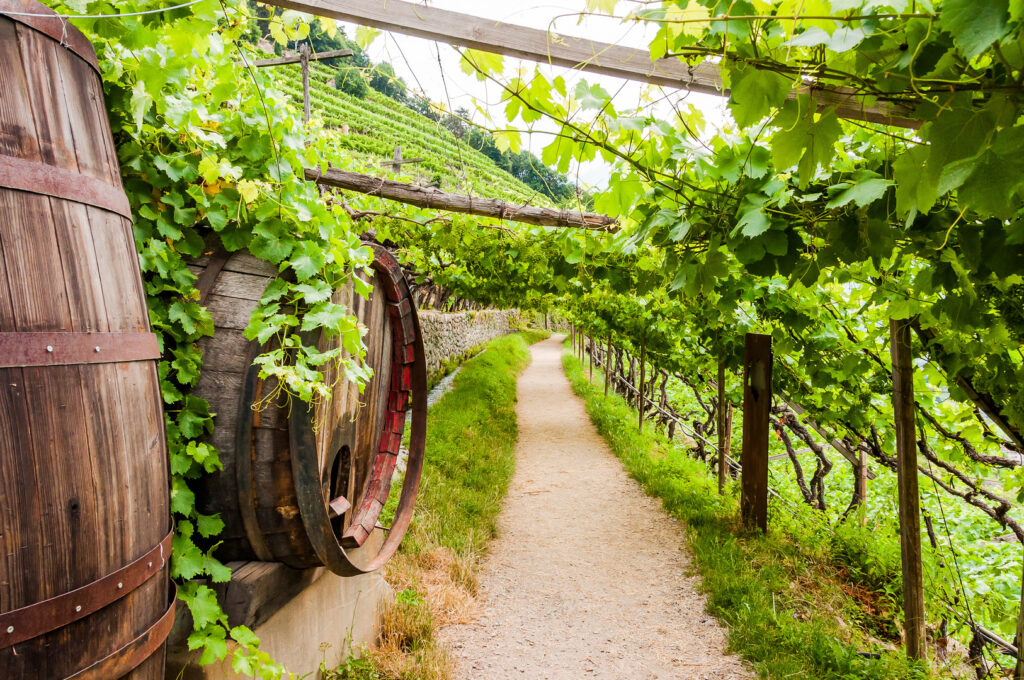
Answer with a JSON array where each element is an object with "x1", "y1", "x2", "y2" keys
[
  {"x1": 384, "y1": 547, "x2": 480, "y2": 628},
  {"x1": 378, "y1": 592, "x2": 433, "y2": 652},
  {"x1": 367, "y1": 550, "x2": 475, "y2": 679},
  {"x1": 371, "y1": 638, "x2": 454, "y2": 680}
]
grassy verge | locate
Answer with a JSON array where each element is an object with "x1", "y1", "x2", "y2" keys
[
  {"x1": 561, "y1": 348, "x2": 937, "y2": 680},
  {"x1": 326, "y1": 330, "x2": 548, "y2": 680}
]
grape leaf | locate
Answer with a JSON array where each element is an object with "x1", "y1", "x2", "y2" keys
[
  {"x1": 728, "y1": 61, "x2": 791, "y2": 128},
  {"x1": 940, "y1": 0, "x2": 1010, "y2": 59}
]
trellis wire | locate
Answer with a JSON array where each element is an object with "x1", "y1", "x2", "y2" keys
[{"x1": 4, "y1": 0, "x2": 205, "y2": 18}]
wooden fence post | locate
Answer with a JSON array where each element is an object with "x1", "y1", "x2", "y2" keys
[
  {"x1": 605, "y1": 337, "x2": 611, "y2": 396},
  {"x1": 741, "y1": 333, "x2": 771, "y2": 532},
  {"x1": 717, "y1": 359, "x2": 729, "y2": 494},
  {"x1": 890, "y1": 318, "x2": 926, "y2": 662},
  {"x1": 856, "y1": 448, "x2": 868, "y2": 526},
  {"x1": 638, "y1": 336, "x2": 646, "y2": 433},
  {"x1": 588, "y1": 335, "x2": 594, "y2": 383},
  {"x1": 1015, "y1": 563, "x2": 1024, "y2": 680}
]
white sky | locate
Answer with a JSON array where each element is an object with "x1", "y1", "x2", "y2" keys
[{"x1": 333, "y1": 1, "x2": 729, "y2": 188}]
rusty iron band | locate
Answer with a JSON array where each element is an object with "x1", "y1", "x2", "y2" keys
[
  {"x1": 65, "y1": 584, "x2": 176, "y2": 680},
  {"x1": 0, "y1": 0, "x2": 101, "y2": 75},
  {"x1": 0, "y1": 331, "x2": 160, "y2": 368},
  {"x1": 0, "y1": 154, "x2": 131, "y2": 219},
  {"x1": 0, "y1": 530, "x2": 172, "y2": 649}
]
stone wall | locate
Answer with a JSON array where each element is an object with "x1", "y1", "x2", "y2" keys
[{"x1": 418, "y1": 309, "x2": 519, "y2": 378}]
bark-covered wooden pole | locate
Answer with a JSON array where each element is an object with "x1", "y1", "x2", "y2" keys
[
  {"x1": 300, "y1": 43, "x2": 311, "y2": 124},
  {"x1": 638, "y1": 336, "x2": 646, "y2": 433},
  {"x1": 890, "y1": 318, "x2": 926, "y2": 662},
  {"x1": 1015, "y1": 565, "x2": 1024, "y2": 679},
  {"x1": 306, "y1": 167, "x2": 618, "y2": 230},
  {"x1": 605, "y1": 337, "x2": 611, "y2": 397},
  {"x1": 717, "y1": 360, "x2": 729, "y2": 494},
  {"x1": 741, "y1": 334, "x2": 772, "y2": 532},
  {"x1": 588, "y1": 334, "x2": 594, "y2": 383}
]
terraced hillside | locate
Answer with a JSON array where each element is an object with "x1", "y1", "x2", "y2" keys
[{"x1": 272, "y1": 61, "x2": 546, "y2": 204}]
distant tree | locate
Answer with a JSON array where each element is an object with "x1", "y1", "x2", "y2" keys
[
  {"x1": 406, "y1": 97, "x2": 441, "y2": 122},
  {"x1": 368, "y1": 62, "x2": 408, "y2": 103},
  {"x1": 441, "y1": 108, "x2": 470, "y2": 139},
  {"x1": 335, "y1": 67, "x2": 369, "y2": 98}
]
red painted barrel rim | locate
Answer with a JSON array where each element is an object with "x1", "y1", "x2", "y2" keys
[
  {"x1": 0, "y1": 0, "x2": 101, "y2": 75},
  {"x1": 288, "y1": 243, "x2": 427, "y2": 575}
]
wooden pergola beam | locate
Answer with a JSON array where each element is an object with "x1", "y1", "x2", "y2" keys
[
  {"x1": 261, "y1": 0, "x2": 918, "y2": 128},
  {"x1": 305, "y1": 166, "x2": 617, "y2": 229}
]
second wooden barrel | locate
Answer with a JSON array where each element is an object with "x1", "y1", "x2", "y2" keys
[
  {"x1": 191, "y1": 243, "x2": 426, "y2": 576},
  {"x1": 0, "y1": 2, "x2": 173, "y2": 678}
]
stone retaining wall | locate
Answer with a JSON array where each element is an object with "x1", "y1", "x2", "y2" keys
[{"x1": 418, "y1": 309, "x2": 519, "y2": 378}]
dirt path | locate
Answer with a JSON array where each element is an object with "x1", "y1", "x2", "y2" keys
[{"x1": 441, "y1": 336, "x2": 750, "y2": 680}]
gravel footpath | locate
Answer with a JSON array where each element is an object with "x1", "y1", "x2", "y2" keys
[{"x1": 441, "y1": 335, "x2": 751, "y2": 680}]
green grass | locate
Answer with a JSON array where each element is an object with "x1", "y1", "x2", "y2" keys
[{"x1": 562, "y1": 348, "x2": 937, "y2": 680}]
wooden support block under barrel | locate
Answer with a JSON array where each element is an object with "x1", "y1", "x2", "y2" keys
[{"x1": 189, "y1": 243, "x2": 427, "y2": 577}]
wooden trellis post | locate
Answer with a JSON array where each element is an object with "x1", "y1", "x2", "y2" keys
[
  {"x1": 379, "y1": 146, "x2": 424, "y2": 173},
  {"x1": 253, "y1": 46, "x2": 353, "y2": 124},
  {"x1": 638, "y1": 336, "x2": 646, "y2": 433},
  {"x1": 741, "y1": 334, "x2": 771, "y2": 532},
  {"x1": 605, "y1": 337, "x2": 611, "y2": 397},
  {"x1": 1015, "y1": 568, "x2": 1024, "y2": 679},
  {"x1": 890, "y1": 318, "x2": 926, "y2": 662},
  {"x1": 717, "y1": 359, "x2": 730, "y2": 495},
  {"x1": 588, "y1": 334, "x2": 593, "y2": 383},
  {"x1": 300, "y1": 43, "x2": 311, "y2": 123}
]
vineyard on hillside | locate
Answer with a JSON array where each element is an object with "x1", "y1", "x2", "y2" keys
[{"x1": 272, "y1": 60, "x2": 550, "y2": 203}]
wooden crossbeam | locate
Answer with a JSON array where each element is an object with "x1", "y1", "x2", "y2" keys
[
  {"x1": 261, "y1": 0, "x2": 918, "y2": 128},
  {"x1": 305, "y1": 166, "x2": 617, "y2": 229},
  {"x1": 253, "y1": 47, "x2": 353, "y2": 67},
  {"x1": 254, "y1": 45, "x2": 353, "y2": 123},
  {"x1": 379, "y1": 146, "x2": 424, "y2": 173}
]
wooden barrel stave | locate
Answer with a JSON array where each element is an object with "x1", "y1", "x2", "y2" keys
[{"x1": 0, "y1": 3, "x2": 171, "y2": 678}]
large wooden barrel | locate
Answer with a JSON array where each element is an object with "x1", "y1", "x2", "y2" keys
[
  {"x1": 0, "y1": 2, "x2": 173, "y2": 678},
  {"x1": 191, "y1": 243, "x2": 426, "y2": 576}
]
